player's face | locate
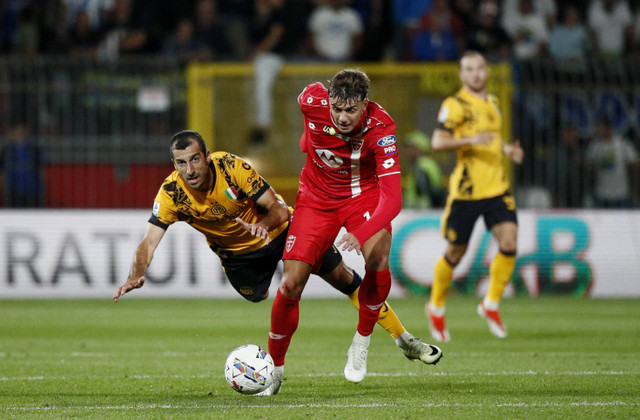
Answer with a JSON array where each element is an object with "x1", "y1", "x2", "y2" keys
[
  {"x1": 459, "y1": 55, "x2": 489, "y2": 94},
  {"x1": 330, "y1": 97, "x2": 367, "y2": 134},
  {"x1": 172, "y1": 141, "x2": 212, "y2": 191}
]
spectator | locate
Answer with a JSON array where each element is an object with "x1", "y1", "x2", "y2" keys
[
  {"x1": 193, "y1": 0, "x2": 233, "y2": 61},
  {"x1": 634, "y1": 5, "x2": 640, "y2": 56},
  {"x1": 97, "y1": 0, "x2": 154, "y2": 59},
  {"x1": 450, "y1": 0, "x2": 476, "y2": 29},
  {"x1": 392, "y1": 0, "x2": 432, "y2": 60},
  {"x1": 403, "y1": 131, "x2": 444, "y2": 209},
  {"x1": 0, "y1": 123, "x2": 45, "y2": 208},
  {"x1": 66, "y1": 10, "x2": 103, "y2": 57},
  {"x1": 410, "y1": 0, "x2": 464, "y2": 61},
  {"x1": 61, "y1": 0, "x2": 114, "y2": 30},
  {"x1": 411, "y1": 13, "x2": 458, "y2": 61},
  {"x1": 586, "y1": 116, "x2": 638, "y2": 208},
  {"x1": 247, "y1": 0, "x2": 307, "y2": 144},
  {"x1": 503, "y1": 0, "x2": 557, "y2": 28},
  {"x1": 502, "y1": 0, "x2": 550, "y2": 61},
  {"x1": 352, "y1": 0, "x2": 393, "y2": 61},
  {"x1": 549, "y1": 123, "x2": 588, "y2": 208},
  {"x1": 549, "y1": 6, "x2": 590, "y2": 73},
  {"x1": 11, "y1": 3, "x2": 39, "y2": 56},
  {"x1": 308, "y1": 0, "x2": 363, "y2": 62},
  {"x1": 163, "y1": 18, "x2": 210, "y2": 64},
  {"x1": 587, "y1": 0, "x2": 633, "y2": 59},
  {"x1": 465, "y1": 0, "x2": 512, "y2": 63}
]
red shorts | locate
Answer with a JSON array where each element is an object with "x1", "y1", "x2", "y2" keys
[{"x1": 283, "y1": 188, "x2": 392, "y2": 270}]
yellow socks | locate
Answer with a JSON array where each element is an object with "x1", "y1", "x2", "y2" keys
[
  {"x1": 487, "y1": 251, "x2": 516, "y2": 303},
  {"x1": 429, "y1": 256, "x2": 454, "y2": 309}
]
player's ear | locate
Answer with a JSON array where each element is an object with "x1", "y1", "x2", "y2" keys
[{"x1": 205, "y1": 149, "x2": 212, "y2": 163}]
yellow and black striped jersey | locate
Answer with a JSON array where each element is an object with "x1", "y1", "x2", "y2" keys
[
  {"x1": 437, "y1": 88, "x2": 509, "y2": 200},
  {"x1": 149, "y1": 152, "x2": 288, "y2": 256}
]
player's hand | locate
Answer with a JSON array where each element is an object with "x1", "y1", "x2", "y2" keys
[
  {"x1": 235, "y1": 217, "x2": 270, "y2": 245},
  {"x1": 473, "y1": 132, "x2": 494, "y2": 146},
  {"x1": 504, "y1": 140, "x2": 524, "y2": 164},
  {"x1": 113, "y1": 277, "x2": 145, "y2": 302},
  {"x1": 336, "y1": 232, "x2": 362, "y2": 255}
]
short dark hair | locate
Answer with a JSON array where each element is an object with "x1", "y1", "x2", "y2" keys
[
  {"x1": 328, "y1": 68, "x2": 370, "y2": 102},
  {"x1": 170, "y1": 130, "x2": 207, "y2": 160}
]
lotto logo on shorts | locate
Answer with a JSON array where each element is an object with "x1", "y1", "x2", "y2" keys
[{"x1": 286, "y1": 235, "x2": 296, "y2": 252}]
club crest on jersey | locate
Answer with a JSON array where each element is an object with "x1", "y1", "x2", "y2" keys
[
  {"x1": 286, "y1": 235, "x2": 296, "y2": 252},
  {"x1": 376, "y1": 135, "x2": 396, "y2": 147},
  {"x1": 351, "y1": 137, "x2": 364, "y2": 152},
  {"x1": 315, "y1": 148, "x2": 343, "y2": 168}
]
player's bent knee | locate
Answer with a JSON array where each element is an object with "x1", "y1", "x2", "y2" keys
[
  {"x1": 365, "y1": 253, "x2": 389, "y2": 271},
  {"x1": 280, "y1": 280, "x2": 304, "y2": 298}
]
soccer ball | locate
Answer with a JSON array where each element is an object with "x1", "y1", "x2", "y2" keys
[{"x1": 224, "y1": 344, "x2": 274, "y2": 395}]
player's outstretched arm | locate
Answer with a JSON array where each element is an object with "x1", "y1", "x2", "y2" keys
[
  {"x1": 236, "y1": 187, "x2": 290, "y2": 245},
  {"x1": 431, "y1": 128, "x2": 494, "y2": 151},
  {"x1": 113, "y1": 223, "x2": 166, "y2": 302}
]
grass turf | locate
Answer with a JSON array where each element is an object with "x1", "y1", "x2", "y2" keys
[{"x1": 1, "y1": 296, "x2": 639, "y2": 419}]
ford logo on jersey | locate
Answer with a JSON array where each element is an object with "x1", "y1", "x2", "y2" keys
[{"x1": 377, "y1": 135, "x2": 396, "y2": 147}]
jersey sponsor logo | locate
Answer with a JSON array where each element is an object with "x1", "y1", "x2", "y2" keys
[
  {"x1": 315, "y1": 149, "x2": 343, "y2": 168},
  {"x1": 384, "y1": 145, "x2": 396, "y2": 155},
  {"x1": 382, "y1": 157, "x2": 395, "y2": 169},
  {"x1": 152, "y1": 201, "x2": 160, "y2": 217},
  {"x1": 438, "y1": 106, "x2": 450, "y2": 123},
  {"x1": 286, "y1": 234, "x2": 296, "y2": 253},
  {"x1": 322, "y1": 125, "x2": 337, "y2": 135},
  {"x1": 376, "y1": 135, "x2": 396, "y2": 147}
]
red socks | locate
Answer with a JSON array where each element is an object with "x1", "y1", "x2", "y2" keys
[
  {"x1": 357, "y1": 267, "x2": 392, "y2": 336},
  {"x1": 268, "y1": 289, "x2": 300, "y2": 366}
]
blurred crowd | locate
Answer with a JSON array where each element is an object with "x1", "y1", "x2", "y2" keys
[{"x1": 2, "y1": 0, "x2": 640, "y2": 64}]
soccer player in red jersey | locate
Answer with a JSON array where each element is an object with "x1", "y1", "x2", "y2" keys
[{"x1": 261, "y1": 69, "x2": 442, "y2": 395}]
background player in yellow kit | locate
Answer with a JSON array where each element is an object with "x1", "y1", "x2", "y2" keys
[{"x1": 426, "y1": 51, "x2": 524, "y2": 341}]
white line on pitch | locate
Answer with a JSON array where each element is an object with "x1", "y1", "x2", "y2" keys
[
  {"x1": 1, "y1": 370, "x2": 636, "y2": 381},
  {"x1": 1, "y1": 401, "x2": 638, "y2": 411}
]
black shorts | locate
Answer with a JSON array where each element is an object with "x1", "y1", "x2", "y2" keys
[
  {"x1": 218, "y1": 227, "x2": 343, "y2": 302},
  {"x1": 443, "y1": 192, "x2": 517, "y2": 245}
]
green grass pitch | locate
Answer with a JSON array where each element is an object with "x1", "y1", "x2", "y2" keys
[{"x1": 1, "y1": 296, "x2": 639, "y2": 419}]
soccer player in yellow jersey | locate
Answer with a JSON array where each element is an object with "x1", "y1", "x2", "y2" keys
[
  {"x1": 113, "y1": 130, "x2": 440, "y2": 365},
  {"x1": 426, "y1": 51, "x2": 524, "y2": 341}
]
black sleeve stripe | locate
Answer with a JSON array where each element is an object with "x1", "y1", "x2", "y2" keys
[
  {"x1": 148, "y1": 215, "x2": 169, "y2": 230},
  {"x1": 436, "y1": 122, "x2": 453, "y2": 133},
  {"x1": 249, "y1": 178, "x2": 271, "y2": 202}
]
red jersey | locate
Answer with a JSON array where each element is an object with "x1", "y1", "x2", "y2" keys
[
  {"x1": 298, "y1": 82, "x2": 401, "y2": 201},
  {"x1": 296, "y1": 82, "x2": 402, "y2": 245}
]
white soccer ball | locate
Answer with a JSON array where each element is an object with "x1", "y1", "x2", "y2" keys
[{"x1": 224, "y1": 344, "x2": 274, "y2": 395}]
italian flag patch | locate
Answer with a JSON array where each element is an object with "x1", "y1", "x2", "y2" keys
[{"x1": 224, "y1": 186, "x2": 238, "y2": 200}]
